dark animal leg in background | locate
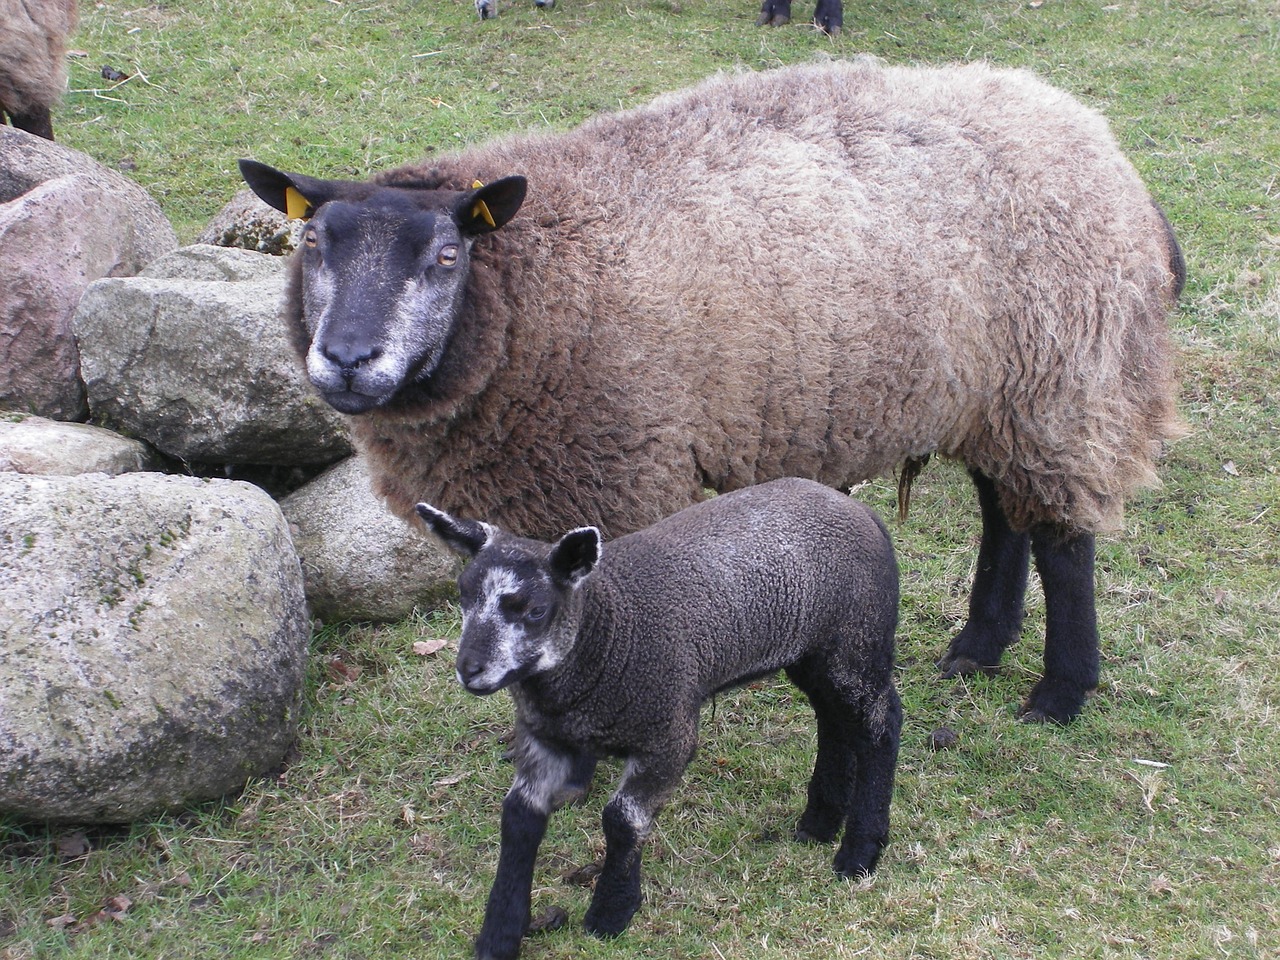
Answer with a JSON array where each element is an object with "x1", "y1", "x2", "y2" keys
[
  {"x1": 939, "y1": 470, "x2": 1031, "y2": 676},
  {"x1": 7, "y1": 106, "x2": 54, "y2": 140},
  {"x1": 835, "y1": 684, "x2": 901, "y2": 879},
  {"x1": 756, "y1": 0, "x2": 792, "y2": 27},
  {"x1": 813, "y1": 0, "x2": 842, "y2": 34},
  {"x1": 475, "y1": 791, "x2": 549, "y2": 960},
  {"x1": 564, "y1": 753, "x2": 599, "y2": 804},
  {"x1": 1021, "y1": 528, "x2": 1099, "y2": 724}
]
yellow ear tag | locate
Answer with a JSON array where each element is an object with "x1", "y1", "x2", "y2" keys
[
  {"x1": 284, "y1": 186, "x2": 313, "y2": 221},
  {"x1": 469, "y1": 179, "x2": 497, "y2": 228}
]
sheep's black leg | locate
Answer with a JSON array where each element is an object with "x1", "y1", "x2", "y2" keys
[
  {"x1": 813, "y1": 0, "x2": 842, "y2": 35},
  {"x1": 834, "y1": 684, "x2": 901, "y2": 879},
  {"x1": 8, "y1": 106, "x2": 55, "y2": 141},
  {"x1": 756, "y1": 0, "x2": 792, "y2": 27},
  {"x1": 584, "y1": 754, "x2": 684, "y2": 939},
  {"x1": 1021, "y1": 527, "x2": 1098, "y2": 724},
  {"x1": 939, "y1": 469, "x2": 1030, "y2": 677},
  {"x1": 475, "y1": 739, "x2": 580, "y2": 960}
]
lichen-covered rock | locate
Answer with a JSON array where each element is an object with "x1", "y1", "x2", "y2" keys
[
  {"x1": 280, "y1": 456, "x2": 457, "y2": 622},
  {"x1": 0, "y1": 472, "x2": 310, "y2": 823},
  {"x1": 0, "y1": 128, "x2": 178, "y2": 420},
  {"x1": 196, "y1": 188, "x2": 302, "y2": 256},
  {"x1": 0, "y1": 413, "x2": 159, "y2": 476},
  {"x1": 73, "y1": 245, "x2": 351, "y2": 466}
]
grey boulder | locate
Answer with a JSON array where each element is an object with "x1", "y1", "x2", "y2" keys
[
  {"x1": 281, "y1": 456, "x2": 458, "y2": 623},
  {"x1": 0, "y1": 413, "x2": 159, "y2": 476},
  {"x1": 0, "y1": 127, "x2": 178, "y2": 420},
  {"x1": 73, "y1": 245, "x2": 351, "y2": 467},
  {"x1": 0, "y1": 472, "x2": 311, "y2": 823}
]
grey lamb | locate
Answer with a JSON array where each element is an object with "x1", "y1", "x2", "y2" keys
[
  {"x1": 0, "y1": 0, "x2": 77, "y2": 140},
  {"x1": 417, "y1": 477, "x2": 902, "y2": 960},
  {"x1": 239, "y1": 57, "x2": 1185, "y2": 726}
]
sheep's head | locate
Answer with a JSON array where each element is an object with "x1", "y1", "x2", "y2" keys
[
  {"x1": 416, "y1": 502, "x2": 601, "y2": 695},
  {"x1": 238, "y1": 159, "x2": 526, "y2": 414}
]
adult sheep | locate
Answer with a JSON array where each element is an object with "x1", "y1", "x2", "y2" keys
[
  {"x1": 239, "y1": 57, "x2": 1186, "y2": 726},
  {"x1": 0, "y1": 0, "x2": 78, "y2": 140}
]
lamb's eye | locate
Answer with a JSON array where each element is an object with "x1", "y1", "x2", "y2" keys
[
  {"x1": 437, "y1": 245, "x2": 459, "y2": 267},
  {"x1": 303, "y1": 229, "x2": 318, "y2": 248}
]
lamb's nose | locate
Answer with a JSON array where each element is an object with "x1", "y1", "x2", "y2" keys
[{"x1": 455, "y1": 651, "x2": 486, "y2": 687}]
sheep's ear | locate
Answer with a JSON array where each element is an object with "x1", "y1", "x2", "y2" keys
[
  {"x1": 238, "y1": 159, "x2": 350, "y2": 221},
  {"x1": 549, "y1": 527, "x2": 601, "y2": 586},
  {"x1": 456, "y1": 176, "x2": 527, "y2": 235},
  {"x1": 415, "y1": 503, "x2": 491, "y2": 557}
]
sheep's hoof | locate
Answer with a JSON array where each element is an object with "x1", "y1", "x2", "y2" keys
[
  {"x1": 833, "y1": 838, "x2": 883, "y2": 880},
  {"x1": 757, "y1": 12, "x2": 790, "y2": 26},
  {"x1": 1018, "y1": 681, "x2": 1093, "y2": 725}
]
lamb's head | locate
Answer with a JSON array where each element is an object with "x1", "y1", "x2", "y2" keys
[
  {"x1": 416, "y1": 503, "x2": 602, "y2": 695},
  {"x1": 238, "y1": 159, "x2": 526, "y2": 414}
]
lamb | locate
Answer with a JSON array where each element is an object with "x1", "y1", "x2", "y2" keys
[
  {"x1": 417, "y1": 477, "x2": 902, "y2": 959},
  {"x1": 0, "y1": 0, "x2": 78, "y2": 140},
  {"x1": 238, "y1": 57, "x2": 1185, "y2": 726}
]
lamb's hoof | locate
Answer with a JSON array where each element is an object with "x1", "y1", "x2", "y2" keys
[
  {"x1": 583, "y1": 909, "x2": 637, "y2": 940},
  {"x1": 937, "y1": 652, "x2": 996, "y2": 679},
  {"x1": 815, "y1": 20, "x2": 841, "y2": 35},
  {"x1": 794, "y1": 812, "x2": 840, "y2": 844}
]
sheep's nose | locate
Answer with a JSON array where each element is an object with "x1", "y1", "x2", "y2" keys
[{"x1": 321, "y1": 339, "x2": 381, "y2": 376}]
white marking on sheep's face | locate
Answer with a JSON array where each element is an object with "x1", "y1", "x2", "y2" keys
[
  {"x1": 297, "y1": 199, "x2": 472, "y2": 413},
  {"x1": 455, "y1": 565, "x2": 576, "y2": 695}
]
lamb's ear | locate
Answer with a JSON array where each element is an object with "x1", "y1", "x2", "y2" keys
[
  {"x1": 415, "y1": 503, "x2": 492, "y2": 557},
  {"x1": 455, "y1": 176, "x2": 527, "y2": 235},
  {"x1": 238, "y1": 159, "x2": 349, "y2": 221},
  {"x1": 549, "y1": 527, "x2": 601, "y2": 586}
]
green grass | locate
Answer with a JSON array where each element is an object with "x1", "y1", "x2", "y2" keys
[{"x1": 4, "y1": 1, "x2": 1278, "y2": 958}]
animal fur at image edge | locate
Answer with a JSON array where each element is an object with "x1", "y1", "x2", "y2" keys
[
  {"x1": 0, "y1": 0, "x2": 78, "y2": 139},
  {"x1": 313, "y1": 60, "x2": 1182, "y2": 540},
  {"x1": 245, "y1": 58, "x2": 1185, "y2": 722}
]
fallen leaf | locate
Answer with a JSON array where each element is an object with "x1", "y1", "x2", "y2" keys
[
  {"x1": 326, "y1": 658, "x2": 362, "y2": 684},
  {"x1": 1222, "y1": 460, "x2": 1240, "y2": 476},
  {"x1": 412, "y1": 638, "x2": 448, "y2": 656},
  {"x1": 55, "y1": 831, "x2": 90, "y2": 860}
]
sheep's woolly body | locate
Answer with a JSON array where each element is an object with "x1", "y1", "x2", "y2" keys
[
  {"x1": 0, "y1": 0, "x2": 77, "y2": 119},
  {"x1": 311, "y1": 58, "x2": 1181, "y2": 539}
]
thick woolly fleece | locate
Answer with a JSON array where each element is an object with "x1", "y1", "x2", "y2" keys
[
  {"x1": 304, "y1": 57, "x2": 1183, "y2": 542},
  {"x1": 426, "y1": 478, "x2": 901, "y2": 956},
  {"x1": 0, "y1": 0, "x2": 77, "y2": 136}
]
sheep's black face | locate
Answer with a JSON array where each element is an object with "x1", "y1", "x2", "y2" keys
[
  {"x1": 236, "y1": 160, "x2": 527, "y2": 413},
  {"x1": 297, "y1": 196, "x2": 471, "y2": 414}
]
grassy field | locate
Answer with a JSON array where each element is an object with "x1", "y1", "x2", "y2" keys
[{"x1": 4, "y1": 0, "x2": 1279, "y2": 958}]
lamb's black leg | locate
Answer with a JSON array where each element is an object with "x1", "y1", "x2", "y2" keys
[
  {"x1": 584, "y1": 755, "x2": 683, "y2": 939},
  {"x1": 756, "y1": 0, "x2": 793, "y2": 27},
  {"x1": 787, "y1": 665, "x2": 854, "y2": 844},
  {"x1": 813, "y1": 0, "x2": 842, "y2": 35},
  {"x1": 939, "y1": 470, "x2": 1031, "y2": 677},
  {"x1": 475, "y1": 738, "x2": 581, "y2": 960},
  {"x1": 475, "y1": 790, "x2": 548, "y2": 960},
  {"x1": 834, "y1": 684, "x2": 901, "y2": 879},
  {"x1": 1021, "y1": 527, "x2": 1099, "y2": 724}
]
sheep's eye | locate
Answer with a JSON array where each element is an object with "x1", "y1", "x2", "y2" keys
[
  {"x1": 437, "y1": 245, "x2": 459, "y2": 267},
  {"x1": 525, "y1": 605, "x2": 549, "y2": 624},
  {"x1": 303, "y1": 229, "x2": 318, "y2": 248}
]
